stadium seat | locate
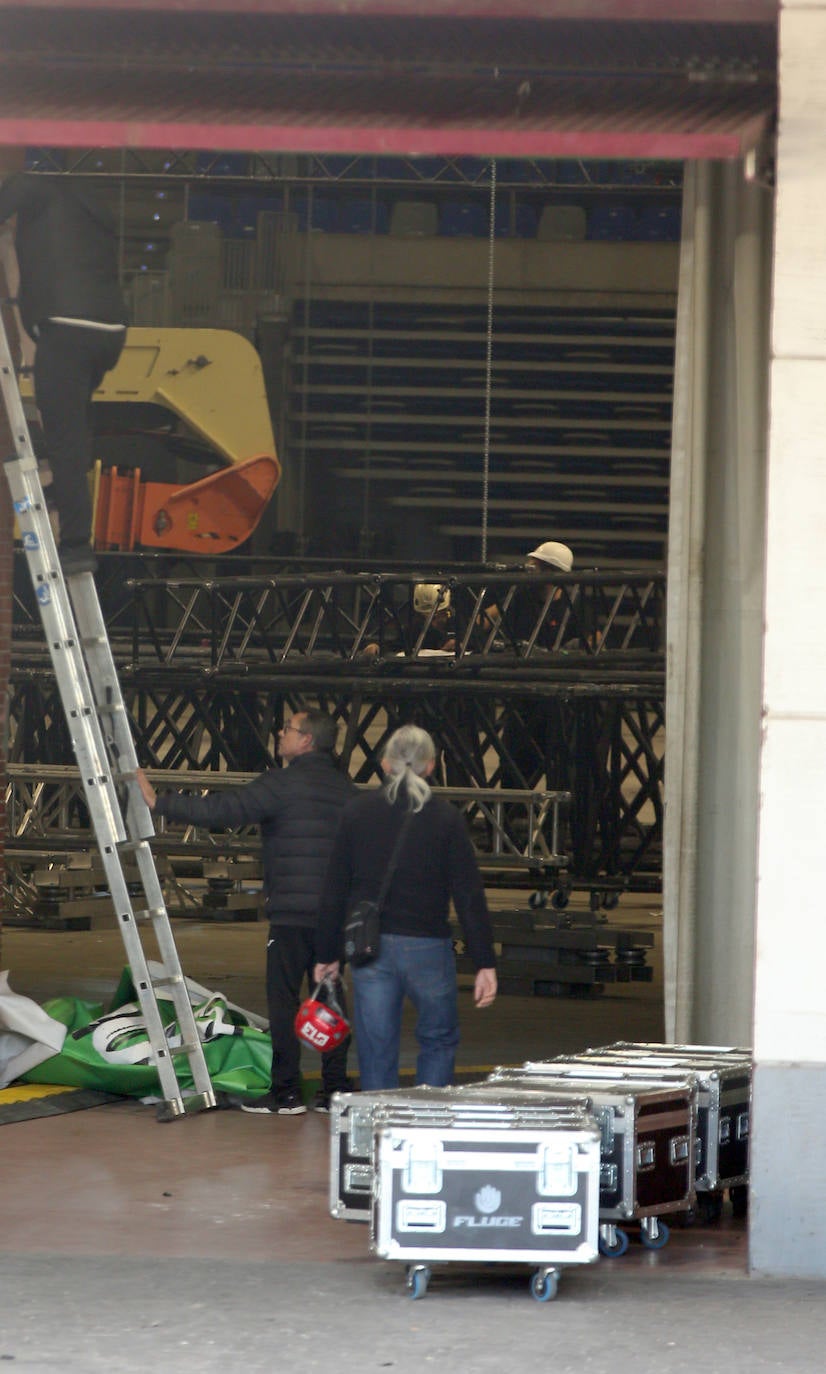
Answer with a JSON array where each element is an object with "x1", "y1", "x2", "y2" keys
[
  {"x1": 537, "y1": 205, "x2": 587, "y2": 241},
  {"x1": 586, "y1": 203, "x2": 638, "y2": 241},
  {"x1": 633, "y1": 204, "x2": 682, "y2": 242},
  {"x1": 389, "y1": 200, "x2": 439, "y2": 236}
]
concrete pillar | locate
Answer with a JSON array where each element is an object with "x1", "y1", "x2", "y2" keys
[{"x1": 751, "y1": 1, "x2": 826, "y2": 1277}]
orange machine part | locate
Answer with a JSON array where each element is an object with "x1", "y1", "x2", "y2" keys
[{"x1": 93, "y1": 454, "x2": 281, "y2": 555}]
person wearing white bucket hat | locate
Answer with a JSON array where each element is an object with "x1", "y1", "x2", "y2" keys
[
  {"x1": 483, "y1": 537, "x2": 575, "y2": 643},
  {"x1": 491, "y1": 538, "x2": 577, "y2": 793},
  {"x1": 525, "y1": 540, "x2": 574, "y2": 573}
]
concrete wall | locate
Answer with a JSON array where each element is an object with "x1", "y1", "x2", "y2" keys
[{"x1": 282, "y1": 233, "x2": 679, "y2": 305}]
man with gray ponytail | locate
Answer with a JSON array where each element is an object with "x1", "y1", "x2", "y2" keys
[{"x1": 314, "y1": 724, "x2": 497, "y2": 1091}]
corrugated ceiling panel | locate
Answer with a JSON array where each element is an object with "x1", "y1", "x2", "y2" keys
[
  {"x1": 0, "y1": 1, "x2": 779, "y2": 20},
  {"x1": 0, "y1": 10, "x2": 776, "y2": 158}
]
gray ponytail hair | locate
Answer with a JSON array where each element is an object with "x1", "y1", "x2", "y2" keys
[{"x1": 382, "y1": 724, "x2": 435, "y2": 813}]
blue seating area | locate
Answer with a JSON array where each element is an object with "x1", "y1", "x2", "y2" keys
[
  {"x1": 336, "y1": 198, "x2": 390, "y2": 234},
  {"x1": 494, "y1": 201, "x2": 539, "y2": 238},
  {"x1": 439, "y1": 199, "x2": 490, "y2": 237},
  {"x1": 586, "y1": 203, "x2": 639, "y2": 241},
  {"x1": 182, "y1": 186, "x2": 681, "y2": 243},
  {"x1": 633, "y1": 204, "x2": 682, "y2": 242}
]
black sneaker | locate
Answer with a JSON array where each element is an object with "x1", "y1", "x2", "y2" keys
[
  {"x1": 313, "y1": 1081, "x2": 355, "y2": 1112},
  {"x1": 241, "y1": 1090, "x2": 307, "y2": 1116}
]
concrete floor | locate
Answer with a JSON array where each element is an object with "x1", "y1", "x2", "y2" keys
[{"x1": 2, "y1": 898, "x2": 824, "y2": 1372}]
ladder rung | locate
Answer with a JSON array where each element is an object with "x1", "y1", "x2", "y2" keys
[
  {"x1": 151, "y1": 972, "x2": 184, "y2": 990},
  {"x1": 96, "y1": 701, "x2": 127, "y2": 716},
  {"x1": 118, "y1": 838, "x2": 151, "y2": 855},
  {"x1": 133, "y1": 907, "x2": 165, "y2": 924},
  {"x1": 168, "y1": 1041, "x2": 200, "y2": 1058}
]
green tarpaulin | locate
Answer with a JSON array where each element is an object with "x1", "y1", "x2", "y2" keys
[{"x1": 22, "y1": 970, "x2": 272, "y2": 1101}]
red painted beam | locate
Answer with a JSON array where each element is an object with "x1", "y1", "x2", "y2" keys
[{"x1": 0, "y1": 113, "x2": 770, "y2": 160}]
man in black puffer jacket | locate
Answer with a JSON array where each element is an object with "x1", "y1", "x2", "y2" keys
[
  {"x1": 0, "y1": 172, "x2": 128, "y2": 575},
  {"x1": 138, "y1": 709, "x2": 357, "y2": 1115}
]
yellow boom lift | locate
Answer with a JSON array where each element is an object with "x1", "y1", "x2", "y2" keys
[{"x1": 21, "y1": 326, "x2": 281, "y2": 555}]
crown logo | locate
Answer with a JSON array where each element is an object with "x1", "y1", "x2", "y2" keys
[{"x1": 474, "y1": 1185, "x2": 501, "y2": 1214}]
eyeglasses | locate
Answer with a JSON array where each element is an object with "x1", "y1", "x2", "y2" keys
[{"x1": 282, "y1": 722, "x2": 309, "y2": 736}]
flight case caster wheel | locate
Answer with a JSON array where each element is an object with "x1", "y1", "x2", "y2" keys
[
  {"x1": 530, "y1": 1267, "x2": 559, "y2": 1302},
  {"x1": 529, "y1": 890, "x2": 548, "y2": 910},
  {"x1": 406, "y1": 1264, "x2": 431, "y2": 1300},
  {"x1": 640, "y1": 1217, "x2": 670, "y2": 1250},
  {"x1": 598, "y1": 1224, "x2": 629, "y2": 1257}
]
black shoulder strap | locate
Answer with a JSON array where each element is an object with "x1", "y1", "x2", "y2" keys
[{"x1": 374, "y1": 812, "x2": 413, "y2": 912}]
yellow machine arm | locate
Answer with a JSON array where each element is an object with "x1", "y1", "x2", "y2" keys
[
  {"x1": 94, "y1": 327, "x2": 277, "y2": 470},
  {"x1": 23, "y1": 326, "x2": 282, "y2": 555}
]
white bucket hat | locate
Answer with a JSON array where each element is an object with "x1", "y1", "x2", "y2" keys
[{"x1": 526, "y1": 540, "x2": 574, "y2": 572}]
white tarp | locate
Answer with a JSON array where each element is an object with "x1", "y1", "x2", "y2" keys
[{"x1": 0, "y1": 969, "x2": 67, "y2": 1088}]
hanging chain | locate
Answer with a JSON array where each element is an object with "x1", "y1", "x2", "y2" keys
[{"x1": 481, "y1": 159, "x2": 496, "y2": 562}]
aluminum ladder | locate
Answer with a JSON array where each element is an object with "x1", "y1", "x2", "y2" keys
[{"x1": 0, "y1": 262, "x2": 216, "y2": 1121}]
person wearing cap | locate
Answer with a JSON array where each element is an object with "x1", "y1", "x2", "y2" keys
[
  {"x1": 526, "y1": 540, "x2": 574, "y2": 575},
  {"x1": 361, "y1": 582, "x2": 455, "y2": 659},
  {"x1": 492, "y1": 539, "x2": 576, "y2": 792},
  {"x1": 483, "y1": 539, "x2": 575, "y2": 648}
]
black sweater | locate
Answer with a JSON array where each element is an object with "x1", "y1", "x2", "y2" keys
[
  {"x1": 0, "y1": 173, "x2": 128, "y2": 336},
  {"x1": 316, "y1": 788, "x2": 496, "y2": 971},
  {"x1": 154, "y1": 752, "x2": 357, "y2": 928}
]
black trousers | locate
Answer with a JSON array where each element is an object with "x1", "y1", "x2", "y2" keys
[
  {"x1": 266, "y1": 924, "x2": 351, "y2": 1095},
  {"x1": 34, "y1": 320, "x2": 126, "y2": 547}
]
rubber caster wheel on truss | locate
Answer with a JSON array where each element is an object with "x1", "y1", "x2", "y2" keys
[
  {"x1": 406, "y1": 1264, "x2": 431, "y2": 1300},
  {"x1": 529, "y1": 890, "x2": 548, "y2": 910},
  {"x1": 598, "y1": 1225, "x2": 629, "y2": 1257},
  {"x1": 730, "y1": 1185, "x2": 749, "y2": 1218},
  {"x1": 530, "y1": 1268, "x2": 559, "y2": 1303},
  {"x1": 550, "y1": 888, "x2": 569, "y2": 911},
  {"x1": 694, "y1": 1193, "x2": 725, "y2": 1224},
  {"x1": 640, "y1": 1218, "x2": 670, "y2": 1251},
  {"x1": 602, "y1": 892, "x2": 620, "y2": 911}
]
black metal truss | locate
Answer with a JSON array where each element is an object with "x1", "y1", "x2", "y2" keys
[
  {"x1": 24, "y1": 148, "x2": 683, "y2": 195},
  {"x1": 9, "y1": 565, "x2": 664, "y2": 893},
  {"x1": 3, "y1": 765, "x2": 571, "y2": 919},
  {"x1": 14, "y1": 562, "x2": 664, "y2": 668}
]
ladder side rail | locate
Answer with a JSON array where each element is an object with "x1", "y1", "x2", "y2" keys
[
  {"x1": 68, "y1": 578, "x2": 217, "y2": 1110},
  {"x1": 0, "y1": 262, "x2": 214, "y2": 1118}
]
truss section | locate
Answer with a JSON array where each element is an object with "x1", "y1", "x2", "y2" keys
[
  {"x1": 4, "y1": 764, "x2": 573, "y2": 919},
  {"x1": 14, "y1": 565, "x2": 664, "y2": 669},
  {"x1": 10, "y1": 565, "x2": 663, "y2": 892}
]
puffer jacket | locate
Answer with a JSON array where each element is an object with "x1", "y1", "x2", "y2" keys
[
  {"x1": 0, "y1": 173, "x2": 128, "y2": 335},
  {"x1": 154, "y1": 752, "x2": 357, "y2": 928}
]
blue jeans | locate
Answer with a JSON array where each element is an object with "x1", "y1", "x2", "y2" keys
[{"x1": 351, "y1": 934, "x2": 460, "y2": 1091}]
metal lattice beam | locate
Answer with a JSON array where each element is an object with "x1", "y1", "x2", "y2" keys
[{"x1": 10, "y1": 564, "x2": 664, "y2": 891}]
